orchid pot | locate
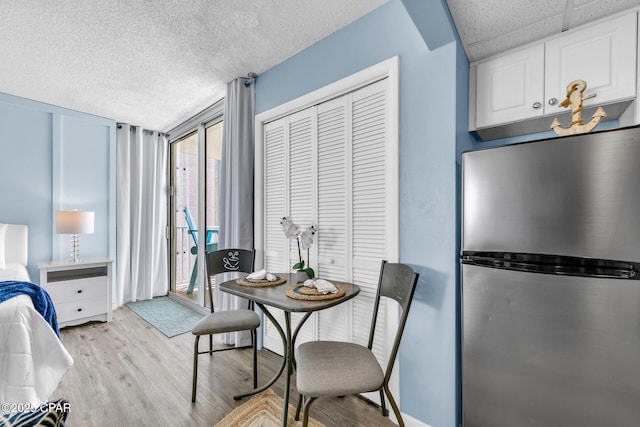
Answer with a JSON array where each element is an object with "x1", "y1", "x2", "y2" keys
[{"x1": 295, "y1": 270, "x2": 311, "y2": 283}]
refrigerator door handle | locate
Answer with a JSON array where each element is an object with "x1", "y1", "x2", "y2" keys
[
  {"x1": 610, "y1": 268, "x2": 636, "y2": 279},
  {"x1": 461, "y1": 254, "x2": 637, "y2": 279}
]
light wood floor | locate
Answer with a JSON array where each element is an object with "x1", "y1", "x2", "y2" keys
[{"x1": 53, "y1": 306, "x2": 397, "y2": 426}]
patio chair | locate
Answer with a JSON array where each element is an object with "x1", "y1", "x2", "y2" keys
[
  {"x1": 183, "y1": 206, "x2": 218, "y2": 294},
  {"x1": 294, "y1": 260, "x2": 419, "y2": 427},
  {"x1": 191, "y1": 248, "x2": 260, "y2": 402}
]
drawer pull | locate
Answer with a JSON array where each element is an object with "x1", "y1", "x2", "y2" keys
[
  {"x1": 77, "y1": 308, "x2": 83, "y2": 312},
  {"x1": 77, "y1": 290, "x2": 83, "y2": 294}
]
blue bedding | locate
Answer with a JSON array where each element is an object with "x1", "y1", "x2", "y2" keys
[{"x1": 0, "y1": 281, "x2": 60, "y2": 337}]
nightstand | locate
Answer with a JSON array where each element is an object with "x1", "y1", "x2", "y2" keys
[{"x1": 38, "y1": 257, "x2": 113, "y2": 328}]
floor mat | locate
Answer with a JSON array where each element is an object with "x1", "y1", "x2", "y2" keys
[{"x1": 126, "y1": 296, "x2": 204, "y2": 337}]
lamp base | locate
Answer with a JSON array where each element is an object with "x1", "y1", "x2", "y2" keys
[{"x1": 69, "y1": 233, "x2": 81, "y2": 263}]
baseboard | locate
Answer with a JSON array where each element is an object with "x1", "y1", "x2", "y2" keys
[{"x1": 403, "y1": 411, "x2": 432, "y2": 427}]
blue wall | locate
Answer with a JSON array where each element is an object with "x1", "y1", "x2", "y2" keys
[
  {"x1": 0, "y1": 92, "x2": 116, "y2": 281},
  {"x1": 256, "y1": 1, "x2": 468, "y2": 425}
]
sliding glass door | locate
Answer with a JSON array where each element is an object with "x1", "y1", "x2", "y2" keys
[
  {"x1": 170, "y1": 132, "x2": 200, "y2": 303},
  {"x1": 169, "y1": 119, "x2": 223, "y2": 307}
]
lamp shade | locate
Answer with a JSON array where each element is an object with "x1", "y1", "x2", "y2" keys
[{"x1": 56, "y1": 210, "x2": 94, "y2": 234}]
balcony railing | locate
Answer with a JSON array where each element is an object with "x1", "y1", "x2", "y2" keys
[
  {"x1": 176, "y1": 225, "x2": 195, "y2": 287},
  {"x1": 175, "y1": 226, "x2": 219, "y2": 300}
]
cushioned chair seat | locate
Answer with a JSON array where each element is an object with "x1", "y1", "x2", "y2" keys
[
  {"x1": 296, "y1": 341, "x2": 384, "y2": 397},
  {"x1": 190, "y1": 248, "x2": 260, "y2": 403},
  {"x1": 294, "y1": 261, "x2": 420, "y2": 427},
  {"x1": 192, "y1": 309, "x2": 260, "y2": 336}
]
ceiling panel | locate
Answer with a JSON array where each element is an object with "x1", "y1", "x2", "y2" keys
[
  {"x1": 447, "y1": 0, "x2": 565, "y2": 45},
  {"x1": 571, "y1": 0, "x2": 640, "y2": 27},
  {"x1": 466, "y1": 14, "x2": 565, "y2": 63},
  {"x1": 447, "y1": 0, "x2": 640, "y2": 63}
]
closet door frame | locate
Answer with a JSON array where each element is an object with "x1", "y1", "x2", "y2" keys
[{"x1": 254, "y1": 56, "x2": 400, "y2": 412}]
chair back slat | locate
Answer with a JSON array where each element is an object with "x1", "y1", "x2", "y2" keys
[
  {"x1": 184, "y1": 207, "x2": 199, "y2": 245},
  {"x1": 367, "y1": 260, "x2": 419, "y2": 383},
  {"x1": 204, "y1": 249, "x2": 255, "y2": 311}
]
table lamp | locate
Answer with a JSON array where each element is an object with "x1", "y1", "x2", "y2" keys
[{"x1": 56, "y1": 210, "x2": 94, "y2": 263}]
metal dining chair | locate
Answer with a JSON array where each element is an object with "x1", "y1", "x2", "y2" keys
[
  {"x1": 294, "y1": 260, "x2": 419, "y2": 427},
  {"x1": 191, "y1": 248, "x2": 260, "y2": 402}
]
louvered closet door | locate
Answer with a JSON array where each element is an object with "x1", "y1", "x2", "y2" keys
[
  {"x1": 287, "y1": 108, "x2": 317, "y2": 349},
  {"x1": 264, "y1": 118, "x2": 287, "y2": 273},
  {"x1": 263, "y1": 117, "x2": 288, "y2": 353},
  {"x1": 263, "y1": 108, "x2": 318, "y2": 354},
  {"x1": 261, "y1": 78, "x2": 394, "y2": 364},
  {"x1": 350, "y1": 79, "x2": 390, "y2": 372},
  {"x1": 316, "y1": 95, "x2": 351, "y2": 342}
]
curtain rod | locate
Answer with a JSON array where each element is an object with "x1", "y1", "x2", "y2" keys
[{"x1": 244, "y1": 72, "x2": 257, "y2": 86}]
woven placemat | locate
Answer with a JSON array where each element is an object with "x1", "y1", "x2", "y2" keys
[
  {"x1": 286, "y1": 283, "x2": 345, "y2": 300},
  {"x1": 236, "y1": 275, "x2": 287, "y2": 287}
]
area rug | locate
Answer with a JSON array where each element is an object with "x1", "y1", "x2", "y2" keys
[
  {"x1": 215, "y1": 389, "x2": 326, "y2": 427},
  {"x1": 126, "y1": 296, "x2": 204, "y2": 338}
]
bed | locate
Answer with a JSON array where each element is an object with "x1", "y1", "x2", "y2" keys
[
  {"x1": 0, "y1": 223, "x2": 73, "y2": 406},
  {"x1": 0, "y1": 223, "x2": 30, "y2": 282}
]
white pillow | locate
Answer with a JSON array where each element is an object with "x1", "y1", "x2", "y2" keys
[{"x1": 0, "y1": 223, "x2": 6, "y2": 269}]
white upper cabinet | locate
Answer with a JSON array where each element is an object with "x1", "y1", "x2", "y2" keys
[
  {"x1": 476, "y1": 44, "x2": 545, "y2": 128},
  {"x1": 545, "y1": 13, "x2": 637, "y2": 113},
  {"x1": 471, "y1": 12, "x2": 638, "y2": 138}
]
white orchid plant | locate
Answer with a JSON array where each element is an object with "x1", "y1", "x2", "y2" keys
[{"x1": 281, "y1": 216, "x2": 317, "y2": 279}]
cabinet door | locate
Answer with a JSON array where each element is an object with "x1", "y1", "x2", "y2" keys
[
  {"x1": 545, "y1": 13, "x2": 637, "y2": 112},
  {"x1": 476, "y1": 44, "x2": 545, "y2": 128}
]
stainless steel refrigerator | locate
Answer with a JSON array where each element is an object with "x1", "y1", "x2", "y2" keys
[{"x1": 461, "y1": 126, "x2": 640, "y2": 426}]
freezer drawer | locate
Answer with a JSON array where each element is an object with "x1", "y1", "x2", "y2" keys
[{"x1": 462, "y1": 264, "x2": 640, "y2": 427}]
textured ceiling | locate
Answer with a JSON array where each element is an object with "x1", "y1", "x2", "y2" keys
[
  {"x1": 4, "y1": 1, "x2": 639, "y2": 132},
  {"x1": 448, "y1": 0, "x2": 640, "y2": 63},
  {"x1": 0, "y1": 0, "x2": 387, "y2": 132}
]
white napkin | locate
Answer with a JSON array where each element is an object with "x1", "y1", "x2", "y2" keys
[
  {"x1": 247, "y1": 269, "x2": 267, "y2": 280},
  {"x1": 303, "y1": 278, "x2": 338, "y2": 294},
  {"x1": 247, "y1": 270, "x2": 278, "y2": 281}
]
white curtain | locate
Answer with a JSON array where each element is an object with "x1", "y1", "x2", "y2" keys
[
  {"x1": 215, "y1": 78, "x2": 255, "y2": 345},
  {"x1": 115, "y1": 124, "x2": 169, "y2": 305}
]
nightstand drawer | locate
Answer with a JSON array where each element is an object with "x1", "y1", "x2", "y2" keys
[
  {"x1": 46, "y1": 277, "x2": 108, "y2": 303},
  {"x1": 55, "y1": 297, "x2": 107, "y2": 322}
]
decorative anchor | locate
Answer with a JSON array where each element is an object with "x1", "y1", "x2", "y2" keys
[{"x1": 550, "y1": 79, "x2": 606, "y2": 136}]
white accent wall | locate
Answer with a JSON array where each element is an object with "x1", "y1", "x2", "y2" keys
[{"x1": 0, "y1": 92, "x2": 116, "y2": 282}]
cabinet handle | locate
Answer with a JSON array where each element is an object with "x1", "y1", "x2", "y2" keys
[
  {"x1": 77, "y1": 308, "x2": 83, "y2": 312},
  {"x1": 532, "y1": 102, "x2": 542, "y2": 109},
  {"x1": 548, "y1": 98, "x2": 558, "y2": 105},
  {"x1": 77, "y1": 289, "x2": 83, "y2": 294}
]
